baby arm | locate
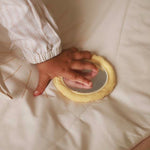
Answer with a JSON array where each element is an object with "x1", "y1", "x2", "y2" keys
[{"x1": 0, "y1": 0, "x2": 98, "y2": 96}]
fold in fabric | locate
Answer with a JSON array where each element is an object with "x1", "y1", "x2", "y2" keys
[{"x1": 0, "y1": 71, "x2": 12, "y2": 99}]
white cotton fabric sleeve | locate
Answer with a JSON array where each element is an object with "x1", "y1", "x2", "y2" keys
[{"x1": 0, "y1": 0, "x2": 61, "y2": 64}]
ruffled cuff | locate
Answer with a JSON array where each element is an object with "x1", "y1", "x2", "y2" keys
[{"x1": 23, "y1": 44, "x2": 62, "y2": 64}]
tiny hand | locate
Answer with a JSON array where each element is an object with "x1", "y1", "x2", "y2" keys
[{"x1": 33, "y1": 47, "x2": 98, "y2": 96}]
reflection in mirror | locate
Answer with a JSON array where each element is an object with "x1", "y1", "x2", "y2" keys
[{"x1": 64, "y1": 68, "x2": 107, "y2": 93}]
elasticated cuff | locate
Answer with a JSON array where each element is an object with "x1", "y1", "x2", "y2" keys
[{"x1": 24, "y1": 45, "x2": 62, "y2": 64}]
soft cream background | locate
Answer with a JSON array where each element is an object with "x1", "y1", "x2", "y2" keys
[{"x1": 0, "y1": 0, "x2": 150, "y2": 149}]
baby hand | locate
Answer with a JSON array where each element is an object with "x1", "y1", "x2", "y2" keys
[{"x1": 33, "y1": 47, "x2": 98, "y2": 96}]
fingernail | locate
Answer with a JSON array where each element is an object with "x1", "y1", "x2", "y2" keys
[
  {"x1": 85, "y1": 82, "x2": 92, "y2": 86},
  {"x1": 34, "y1": 91, "x2": 40, "y2": 96}
]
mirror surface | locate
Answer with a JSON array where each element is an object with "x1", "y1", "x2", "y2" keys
[{"x1": 64, "y1": 69, "x2": 107, "y2": 93}]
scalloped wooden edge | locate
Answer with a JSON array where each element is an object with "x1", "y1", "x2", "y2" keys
[{"x1": 53, "y1": 55, "x2": 117, "y2": 103}]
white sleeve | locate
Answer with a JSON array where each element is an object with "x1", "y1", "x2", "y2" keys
[{"x1": 0, "y1": 0, "x2": 61, "y2": 64}]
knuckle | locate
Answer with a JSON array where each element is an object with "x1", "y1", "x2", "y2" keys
[
  {"x1": 73, "y1": 51, "x2": 81, "y2": 58},
  {"x1": 65, "y1": 58, "x2": 71, "y2": 64},
  {"x1": 72, "y1": 51, "x2": 78, "y2": 56},
  {"x1": 85, "y1": 52, "x2": 92, "y2": 58},
  {"x1": 70, "y1": 61, "x2": 77, "y2": 67}
]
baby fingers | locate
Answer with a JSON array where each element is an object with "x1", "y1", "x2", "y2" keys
[
  {"x1": 70, "y1": 60, "x2": 98, "y2": 72},
  {"x1": 65, "y1": 70, "x2": 92, "y2": 87}
]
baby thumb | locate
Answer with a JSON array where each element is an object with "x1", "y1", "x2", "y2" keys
[{"x1": 34, "y1": 74, "x2": 50, "y2": 96}]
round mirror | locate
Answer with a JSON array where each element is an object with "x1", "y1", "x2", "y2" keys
[
  {"x1": 53, "y1": 55, "x2": 116, "y2": 103},
  {"x1": 64, "y1": 68, "x2": 107, "y2": 93}
]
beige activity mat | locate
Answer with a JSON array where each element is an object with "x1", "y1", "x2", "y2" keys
[{"x1": 0, "y1": 0, "x2": 150, "y2": 150}]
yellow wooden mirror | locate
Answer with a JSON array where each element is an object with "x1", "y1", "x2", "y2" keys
[{"x1": 53, "y1": 55, "x2": 116, "y2": 103}]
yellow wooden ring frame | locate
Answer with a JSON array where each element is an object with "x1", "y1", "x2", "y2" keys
[{"x1": 53, "y1": 55, "x2": 116, "y2": 103}]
